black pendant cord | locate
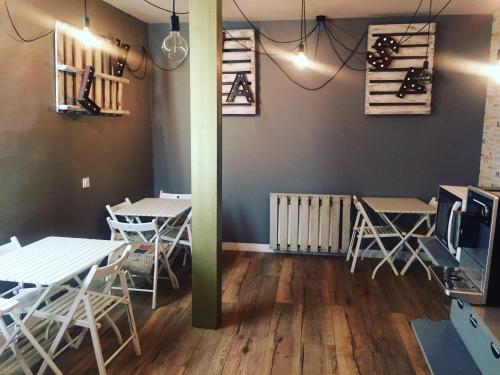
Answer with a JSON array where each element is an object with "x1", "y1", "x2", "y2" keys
[
  {"x1": 399, "y1": 0, "x2": 452, "y2": 44},
  {"x1": 398, "y1": 0, "x2": 424, "y2": 44},
  {"x1": 257, "y1": 28, "x2": 367, "y2": 91},
  {"x1": 84, "y1": 0, "x2": 88, "y2": 19},
  {"x1": 223, "y1": 24, "x2": 320, "y2": 56},
  {"x1": 314, "y1": 23, "x2": 321, "y2": 61},
  {"x1": 425, "y1": 0, "x2": 433, "y2": 65},
  {"x1": 232, "y1": 0, "x2": 317, "y2": 44},
  {"x1": 2, "y1": 1, "x2": 53, "y2": 42},
  {"x1": 143, "y1": 0, "x2": 189, "y2": 15},
  {"x1": 323, "y1": 23, "x2": 368, "y2": 72}
]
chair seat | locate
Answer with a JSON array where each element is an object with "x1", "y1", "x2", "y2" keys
[
  {"x1": 35, "y1": 289, "x2": 125, "y2": 328},
  {"x1": 360, "y1": 225, "x2": 400, "y2": 237}
]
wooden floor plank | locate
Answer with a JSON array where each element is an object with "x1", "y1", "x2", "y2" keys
[{"x1": 51, "y1": 252, "x2": 449, "y2": 375}]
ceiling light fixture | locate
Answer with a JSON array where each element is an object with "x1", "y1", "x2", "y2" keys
[{"x1": 161, "y1": 0, "x2": 189, "y2": 64}]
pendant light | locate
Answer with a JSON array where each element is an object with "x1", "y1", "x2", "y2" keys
[
  {"x1": 80, "y1": 0, "x2": 98, "y2": 49},
  {"x1": 294, "y1": 44, "x2": 309, "y2": 70},
  {"x1": 161, "y1": 0, "x2": 189, "y2": 64},
  {"x1": 294, "y1": 0, "x2": 309, "y2": 70}
]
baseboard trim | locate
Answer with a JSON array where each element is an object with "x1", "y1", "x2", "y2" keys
[
  {"x1": 221, "y1": 242, "x2": 431, "y2": 261},
  {"x1": 222, "y1": 242, "x2": 273, "y2": 253}
]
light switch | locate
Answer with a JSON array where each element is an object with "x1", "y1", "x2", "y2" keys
[{"x1": 82, "y1": 177, "x2": 91, "y2": 189}]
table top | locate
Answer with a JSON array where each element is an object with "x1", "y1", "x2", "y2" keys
[
  {"x1": 114, "y1": 197, "x2": 191, "y2": 218},
  {"x1": 363, "y1": 197, "x2": 436, "y2": 214},
  {"x1": 0, "y1": 237, "x2": 125, "y2": 286}
]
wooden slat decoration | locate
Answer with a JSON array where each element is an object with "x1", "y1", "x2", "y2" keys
[
  {"x1": 222, "y1": 29, "x2": 257, "y2": 115},
  {"x1": 54, "y1": 21, "x2": 130, "y2": 116},
  {"x1": 365, "y1": 23, "x2": 436, "y2": 115},
  {"x1": 270, "y1": 193, "x2": 352, "y2": 253}
]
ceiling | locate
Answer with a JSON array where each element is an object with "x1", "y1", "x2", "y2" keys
[{"x1": 103, "y1": 0, "x2": 500, "y2": 23}]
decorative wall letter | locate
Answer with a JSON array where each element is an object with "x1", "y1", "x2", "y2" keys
[
  {"x1": 77, "y1": 65, "x2": 101, "y2": 115},
  {"x1": 365, "y1": 23, "x2": 436, "y2": 115},
  {"x1": 222, "y1": 29, "x2": 257, "y2": 115}
]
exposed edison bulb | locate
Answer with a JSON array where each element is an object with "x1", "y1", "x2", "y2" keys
[
  {"x1": 294, "y1": 44, "x2": 309, "y2": 70},
  {"x1": 80, "y1": 17, "x2": 99, "y2": 49},
  {"x1": 161, "y1": 14, "x2": 189, "y2": 64}
]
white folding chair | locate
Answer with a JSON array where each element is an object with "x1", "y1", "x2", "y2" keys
[
  {"x1": 346, "y1": 196, "x2": 401, "y2": 275},
  {"x1": 106, "y1": 199, "x2": 149, "y2": 243},
  {"x1": 30, "y1": 246, "x2": 140, "y2": 375},
  {"x1": 0, "y1": 298, "x2": 62, "y2": 375},
  {"x1": 107, "y1": 218, "x2": 179, "y2": 310},
  {"x1": 159, "y1": 191, "x2": 192, "y2": 266}
]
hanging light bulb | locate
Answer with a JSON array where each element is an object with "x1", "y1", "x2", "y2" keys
[
  {"x1": 80, "y1": 16, "x2": 98, "y2": 49},
  {"x1": 294, "y1": 44, "x2": 309, "y2": 70},
  {"x1": 161, "y1": 3, "x2": 189, "y2": 64},
  {"x1": 80, "y1": 0, "x2": 98, "y2": 49}
]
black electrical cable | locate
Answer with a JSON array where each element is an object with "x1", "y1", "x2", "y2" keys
[
  {"x1": 231, "y1": 0, "x2": 317, "y2": 44},
  {"x1": 323, "y1": 23, "x2": 368, "y2": 72},
  {"x1": 3, "y1": 1, "x2": 53, "y2": 42},
  {"x1": 425, "y1": 0, "x2": 433, "y2": 62},
  {"x1": 84, "y1": 0, "x2": 88, "y2": 18},
  {"x1": 399, "y1": 0, "x2": 452, "y2": 44},
  {"x1": 222, "y1": 24, "x2": 319, "y2": 56},
  {"x1": 323, "y1": 22, "x2": 367, "y2": 55},
  {"x1": 143, "y1": 0, "x2": 189, "y2": 15},
  {"x1": 257, "y1": 29, "x2": 367, "y2": 91},
  {"x1": 127, "y1": 46, "x2": 147, "y2": 72},
  {"x1": 127, "y1": 50, "x2": 148, "y2": 80},
  {"x1": 398, "y1": 0, "x2": 424, "y2": 44},
  {"x1": 314, "y1": 23, "x2": 321, "y2": 60}
]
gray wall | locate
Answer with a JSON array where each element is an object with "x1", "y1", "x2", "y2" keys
[
  {"x1": 149, "y1": 15, "x2": 492, "y2": 244},
  {"x1": 0, "y1": 0, "x2": 152, "y2": 244}
]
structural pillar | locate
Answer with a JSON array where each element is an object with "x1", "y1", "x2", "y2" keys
[{"x1": 189, "y1": 0, "x2": 222, "y2": 329}]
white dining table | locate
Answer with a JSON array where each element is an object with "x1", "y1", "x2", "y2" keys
[
  {"x1": 0, "y1": 236, "x2": 125, "y2": 374},
  {"x1": 113, "y1": 197, "x2": 191, "y2": 219},
  {"x1": 114, "y1": 197, "x2": 192, "y2": 257},
  {"x1": 363, "y1": 197, "x2": 436, "y2": 279}
]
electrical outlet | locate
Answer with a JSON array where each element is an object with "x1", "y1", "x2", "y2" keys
[{"x1": 82, "y1": 177, "x2": 91, "y2": 189}]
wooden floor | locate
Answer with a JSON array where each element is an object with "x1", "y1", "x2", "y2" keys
[{"x1": 56, "y1": 251, "x2": 450, "y2": 375}]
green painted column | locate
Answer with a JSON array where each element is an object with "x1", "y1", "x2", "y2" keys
[{"x1": 189, "y1": 0, "x2": 222, "y2": 329}]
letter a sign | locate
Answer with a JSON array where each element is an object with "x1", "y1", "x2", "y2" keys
[{"x1": 222, "y1": 29, "x2": 257, "y2": 115}]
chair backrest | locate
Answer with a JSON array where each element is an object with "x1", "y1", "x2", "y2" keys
[
  {"x1": 159, "y1": 190, "x2": 191, "y2": 200},
  {"x1": 352, "y1": 196, "x2": 378, "y2": 231},
  {"x1": 107, "y1": 217, "x2": 160, "y2": 244},
  {"x1": 0, "y1": 236, "x2": 21, "y2": 257},
  {"x1": 105, "y1": 198, "x2": 132, "y2": 221},
  {"x1": 83, "y1": 245, "x2": 132, "y2": 294}
]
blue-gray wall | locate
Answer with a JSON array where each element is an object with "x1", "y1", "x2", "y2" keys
[{"x1": 149, "y1": 15, "x2": 491, "y2": 244}]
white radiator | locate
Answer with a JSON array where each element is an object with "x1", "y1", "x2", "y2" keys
[{"x1": 270, "y1": 193, "x2": 352, "y2": 253}]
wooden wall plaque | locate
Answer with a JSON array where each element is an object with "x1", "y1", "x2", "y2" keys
[
  {"x1": 365, "y1": 23, "x2": 436, "y2": 115},
  {"x1": 222, "y1": 29, "x2": 257, "y2": 115},
  {"x1": 54, "y1": 21, "x2": 130, "y2": 116}
]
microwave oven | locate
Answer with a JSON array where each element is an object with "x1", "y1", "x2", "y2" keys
[{"x1": 434, "y1": 185, "x2": 467, "y2": 260}]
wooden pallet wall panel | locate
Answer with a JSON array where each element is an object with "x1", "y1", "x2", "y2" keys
[
  {"x1": 54, "y1": 21, "x2": 130, "y2": 116},
  {"x1": 222, "y1": 29, "x2": 257, "y2": 115},
  {"x1": 365, "y1": 23, "x2": 436, "y2": 115}
]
